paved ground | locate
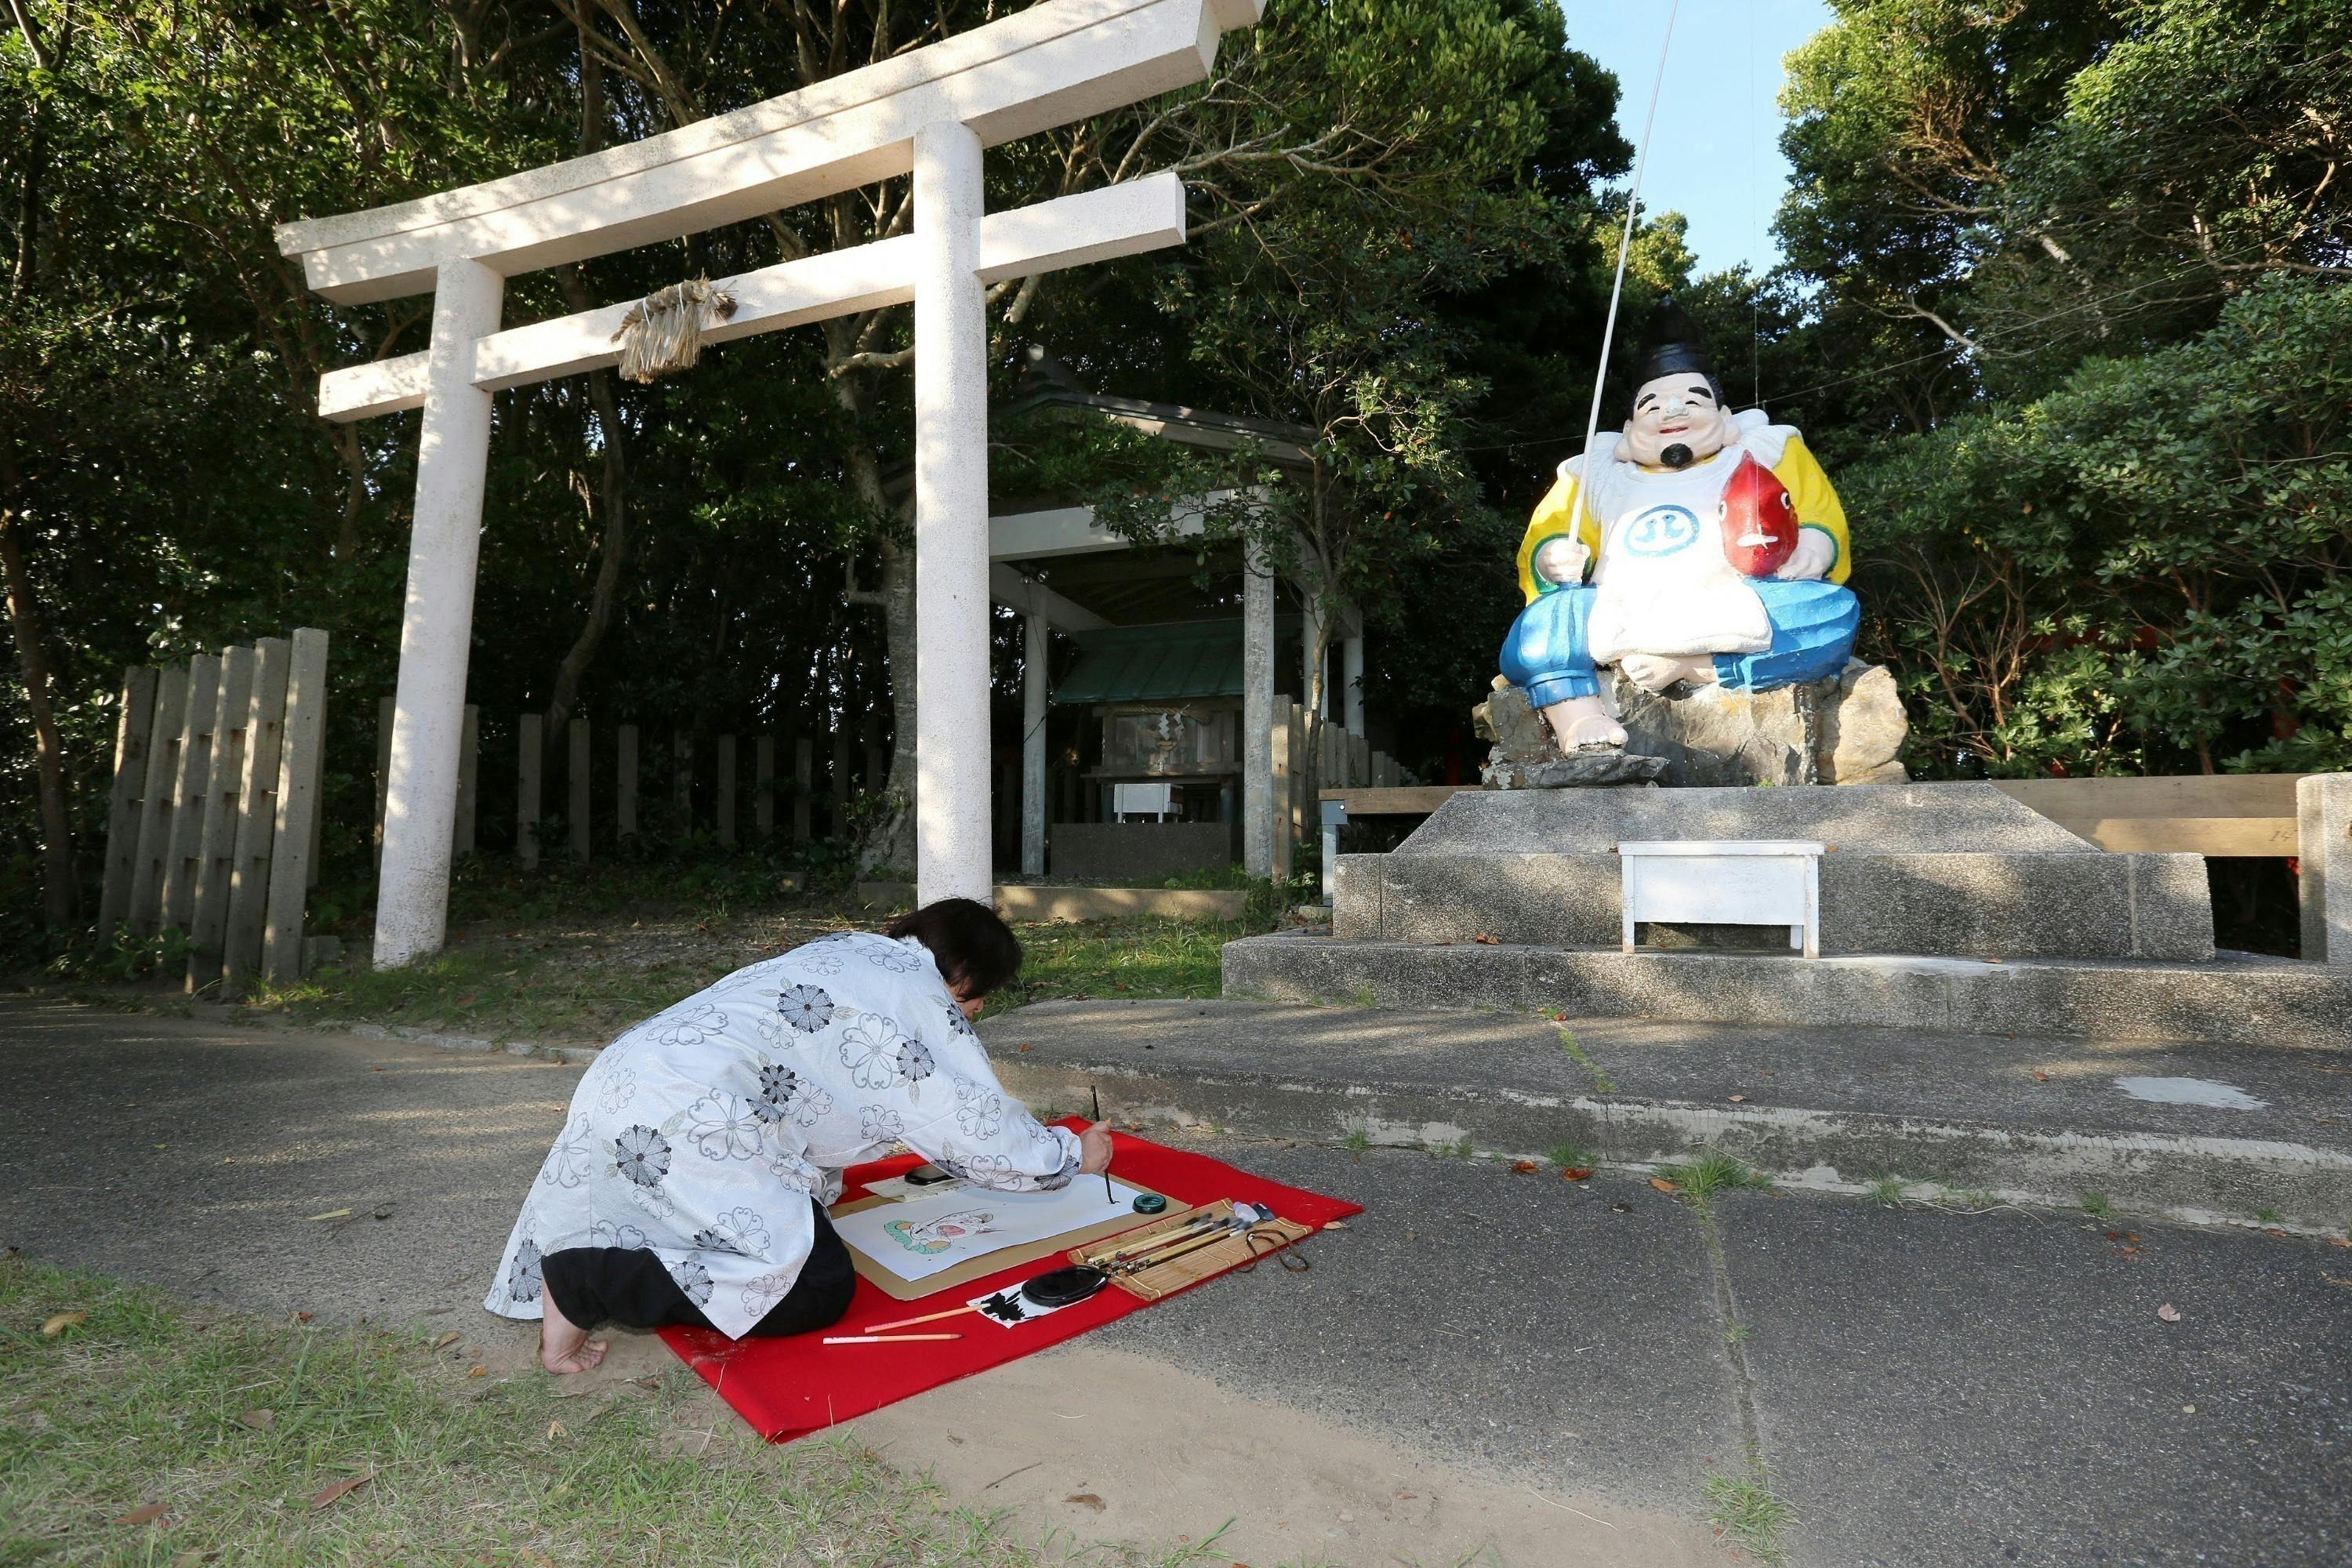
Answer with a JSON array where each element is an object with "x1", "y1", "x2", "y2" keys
[{"x1": 5, "y1": 996, "x2": 2350, "y2": 1566}]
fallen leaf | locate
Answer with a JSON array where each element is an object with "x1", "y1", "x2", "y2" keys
[
  {"x1": 454, "y1": 994, "x2": 479, "y2": 1008},
  {"x1": 1561, "y1": 1167, "x2": 1595, "y2": 1181},
  {"x1": 293, "y1": 1311, "x2": 314, "y2": 1323},
  {"x1": 2157, "y1": 1303, "x2": 2182, "y2": 1323},
  {"x1": 1984, "y1": 958, "x2": 2003, "y2": 965},
  {"x1": 1728, "y1": 1094, "x2": 1748, "y2": 1103},
  {"x1": 467, "y1": 1365, "x2": 486, "y2": 1378},
  {"x1": 2030, "y1": 1069, "x2": 2051, "y2": 1082},
  {"x1": 372, "y1": 1204, "x2": 395, "y2": 1221},
  {"x1": 308, "y1": 1473, "x2": 372, "y2": 1509},
  {"x1": 1649, "y1": 1177, "x2": 1677, "y2": 1194},
  {"x1": 1472, "y1": 934, "x2": 1500, "y2": 945},
  {"x1": 40, "y1": 1311, "x2": 87, "y2": 1337},
  {"x1": 115, "y1": 1502, "x2": 168, "y2": 1526},
  {"x1": 236, "y1": 1409, "x2": 275, "y2": 1431},
  {"x1": 1321, "y1": 1219, "x2": 1347, "y2": 1229},
  {"x1": 1065, "y1": 1494, "x2": 1106, "y2": 1512},
  {"x1": 2322, "y1": 1275, "x2": 2352, "y2": 1288},
  {"x1": 1610, "y1": 1202, "x2": 1633, "y2": 1213},
  {"x1": 1017, "y1": 1044, "x2": 1032, "y2": 1052},
  {"x1": 421, "y1": 1306, "x2": 454, "y2": 1315},
  {"x1": 169, "y1": 1552, "x2": 205, "y2": 1567},
  {"x1": 1510, "y1": 1160, "x2": 1539, "y2": 1174},
  {"x1": 434, "y1": 1330, "x2": 461, "y2": 1350},
  {"x1": 547, "y1": 1420, "x2": 566, "y2": 1439},
  {"x1": 303, "y1": 1208, "x2": 353, "y2": 1222}
]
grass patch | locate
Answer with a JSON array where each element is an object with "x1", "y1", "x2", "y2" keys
[
  {"x1": 1555, "y1": 1028, "x2": 1618, "y2": 1094},
  {"x1": 1002, "y1": 918, "x2": 1237, "y2": 1009},
  {"x1": 1936, "y1": 1187, "x2": 2002, "y2": 1211},
  {"x1": 2080, "y1": 1190, "x2": 2114, "y2": 1218},
  {"x1": 2256, "y1": 1206, "x2": 2283, "y2": 1225},
  {"x1": 1547, "y1": 1141, "x2": 1593, "y2": 1172},
  {"x1": 1342, "y1": 1129, "x2": 1372, "y2": 1157},
  {"x1": 1, "y1": 1256, "x2": 1201, "y2": 1567},
  {"x1": 1864, "y1": 1174, "x2": 1912, "y2": 1208},
  {"x1": 1653, "y1": 1150, "x2": 1772, "y2": 1212},
  {"x1": 1703, "y1": 1473, "x2": 1796, "y2": 1565}
]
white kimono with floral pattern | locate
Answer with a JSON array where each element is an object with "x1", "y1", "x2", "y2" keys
[{"x1": 485, "y1": 931, "x2": 1080, "y2": 1338}]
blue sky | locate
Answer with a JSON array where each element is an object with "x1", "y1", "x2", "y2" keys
[{"x1": 1560, "y1": 0, "x2": 1834, "y2": 276}]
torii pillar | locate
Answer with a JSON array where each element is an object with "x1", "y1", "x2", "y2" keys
[{"x1": 277, "y1": 0, "x2": 1266, "y2": 967}]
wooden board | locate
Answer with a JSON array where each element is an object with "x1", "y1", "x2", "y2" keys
[
  {"x1": 1992, "y1": 777, "x2": 2304, "y2": 856},
  {"x1": 831, "y1": 1185, "x2": 1174, "y2": 1302},
  {"x1": 1318, "y1": 785, "x2": 1476, "y2": 814}
]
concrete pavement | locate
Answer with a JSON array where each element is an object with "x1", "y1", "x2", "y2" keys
[{"x1": 5, "y1": 996, "x2": 2349, "y2": 1566}]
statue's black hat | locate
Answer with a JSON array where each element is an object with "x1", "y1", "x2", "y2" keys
[{"x1": 1633, "y1": 294, "x2": 1714, "y2": 384}]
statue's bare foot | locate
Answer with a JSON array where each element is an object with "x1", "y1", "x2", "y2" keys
[
  {"x1": 1620, "y1": 654, "x2": 1719, "y2": 694},
  {"x1": 539, "y1": 1294, "x2": 607, "y2": 1375},
  {"x1": 1541, "y1": 696, "x2": 1626, "y2": 752}
]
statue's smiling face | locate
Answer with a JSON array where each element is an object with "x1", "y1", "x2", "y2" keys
[{"x1": 1622, "y1": 373, "x2": 1736, "y2": 469}]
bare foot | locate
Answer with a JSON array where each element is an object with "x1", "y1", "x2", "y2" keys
[
  {"x1": 539, "y1": 1293, "x2": 608, "y2": 1375},
  {"x1": 1618, "y1": 653, "x2": 1717, "y2": 694},
  {"x1": 1540, "y1": 696, "x2": 1626, "y2": 752}
]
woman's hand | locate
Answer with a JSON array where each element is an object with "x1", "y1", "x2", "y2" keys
[{"x1": 1078, "y1": 1120, "x2": 1115, "y2": 1176}]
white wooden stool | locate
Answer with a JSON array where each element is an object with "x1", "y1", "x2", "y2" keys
[{"x1": 1618, "y1": 840, "x2": 1824, "y2": 958}]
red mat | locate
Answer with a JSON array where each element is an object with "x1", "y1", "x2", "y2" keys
[{"x1": 659, "y1": 1123, "x2": 1360, "y2": 1439}]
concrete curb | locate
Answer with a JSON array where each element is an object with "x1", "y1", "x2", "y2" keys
[
  {"x1": 1222, "y1": 935, "x2": 2352, "y2": 1050},
  {"x1": 339, "y1": 1020, "x2": 604, "y2": 1065},
  {"x1": 993, "y1": 1046, "x2": 2352, "y2": 1240}
]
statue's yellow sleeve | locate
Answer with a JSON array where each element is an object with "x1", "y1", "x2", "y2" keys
[
  {"x1": 1515, "y1": 467, "x2": 1604, "y2": 605},
  {"x1": 1770, "y1": 434, "x2": 1851, "y2": 586}
]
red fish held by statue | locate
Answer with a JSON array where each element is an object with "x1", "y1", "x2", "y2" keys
[{"x1": 1718, "y1": 452, "x2": 1798, "y2": 577}]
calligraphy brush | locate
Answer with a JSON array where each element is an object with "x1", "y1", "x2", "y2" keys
[{"x1": 1091, "y1": 1083, "x2": 1112, "y2": 1202}]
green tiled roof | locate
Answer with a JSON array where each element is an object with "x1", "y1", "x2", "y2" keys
[{"x1": 1053, "y1": 620, "x2": 1246, "y2": 705}]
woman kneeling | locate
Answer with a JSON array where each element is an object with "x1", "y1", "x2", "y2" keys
[{"x1": 482, "y1": 898, "x2": 1114, "y2": 1372}]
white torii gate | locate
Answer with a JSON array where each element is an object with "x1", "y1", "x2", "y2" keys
[{"x1": 277, "y1": 0, "x2": 1265, "y2": 968}]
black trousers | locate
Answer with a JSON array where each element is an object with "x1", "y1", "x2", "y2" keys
[{"x1": 540, "y1": 1197, "x2": 856, "y2": 1338}]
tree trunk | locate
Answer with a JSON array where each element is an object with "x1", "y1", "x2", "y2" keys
[{"x1": 0, "y1": 506, "x2": 78, "y2": 927}]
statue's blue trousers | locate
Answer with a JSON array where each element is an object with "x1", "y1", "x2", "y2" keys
[{"x1": 1499, "y1": 579, "x2": 1860, "y2": 708}]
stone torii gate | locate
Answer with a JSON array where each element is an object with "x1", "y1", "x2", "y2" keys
[{"x1": 278, "y1": 0, "x2": 1265, "y2": 968}]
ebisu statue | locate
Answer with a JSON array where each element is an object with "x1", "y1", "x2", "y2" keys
[{"x1": 1501, "y1": 297, "x2": 1858, "y2": 754}]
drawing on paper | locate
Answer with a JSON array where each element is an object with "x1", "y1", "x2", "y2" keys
[
  {"x1": 883, "y1": 1209, "x2": 998, "y2": 1255},
  {"x1": 833, "y1": 1178, "x2": 1148, "y2": 1284}
]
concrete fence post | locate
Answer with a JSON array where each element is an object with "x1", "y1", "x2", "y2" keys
[
  {"x1": 454, "y1": 704, "x2": 479, "y2": 856},
  {"x1": 617, "y1": 724, "x2": 640, "y2": 840},
  {"x1": 793, "y1": 737, "x2": 813, "y2": 843},
  {"x1": 755, "y1": 735, "x2": 775, "y2": 841},
  {"x1": 517, "y1": 713, "x2": 543, "y2": 869},
  {"x1": 374, "y1": 693, "x2": 395, "y2": 870},
  {"x1": 568, "y1": 717, "x2": 592, "y2": 863},
  {"x1": 832, "y1": 734, "x2": 851, "y2": 835},
  {"x1": 2301, "y1": 773, "x2": 2351, "y2": 964},
  {"x1": 717, "y1": 734, "x2": 739, "y2": 847},
  {"x1": 673, "y1": 731, "x2": 694, "y2": 834}
]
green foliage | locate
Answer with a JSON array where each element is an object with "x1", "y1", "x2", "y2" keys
[{"x1": 1847, "y1": 278, "x2": 2352, "y2": 775}]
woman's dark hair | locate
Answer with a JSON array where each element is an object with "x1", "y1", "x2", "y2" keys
[{"x1": 884, "y1": 898, "x2": 1022, "y2": 999}]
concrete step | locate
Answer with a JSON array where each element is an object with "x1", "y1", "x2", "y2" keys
[
  {"x1": 1341, "y1": 781, "x2": 2216, "y2": 962},
  {"x1": 1341, "y1": 848, "x2": 2214, "y2": 960},
  {"x1": 978, "y1": 999, "x2": 2352, "y2": 1238},
  {"x1": 1223, "y1": 934, "x2": 2352, "y2": 1050}
]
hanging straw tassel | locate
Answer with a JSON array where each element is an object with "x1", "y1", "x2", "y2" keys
[{"x1": 608, "y1": 278, "x2": 738, "y2": 384}]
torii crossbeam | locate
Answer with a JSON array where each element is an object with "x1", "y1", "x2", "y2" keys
[{"x1": 277, "y1": 0, "x2": 1265, "y2": 968}]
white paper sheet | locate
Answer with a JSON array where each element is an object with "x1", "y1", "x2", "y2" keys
[{"x1": 833, "y1": 1178, "x2": 1147, "y2": 1283}]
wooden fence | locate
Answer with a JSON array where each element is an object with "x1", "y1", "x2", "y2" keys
[
  {"x1": 377, "y1": 705, "x2": 878, "y2": 867},
  {"x1": 99, "y1": 630, "x2": 330, "y2": 988},
  {"x1": 1271, "y1": 699, "x2": 1399, "y2": 881}
]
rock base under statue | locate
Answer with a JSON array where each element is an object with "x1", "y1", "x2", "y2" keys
[
  {"x1": 1609, "y1": 660, "x2": 1909, "y2": 787},
  {"x1": 1473, "y1": 662, "x2": 1908, "y2": 789},
  {"x1": 1472, "y1": 682, "x2": 1668, "y2": 788}
]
